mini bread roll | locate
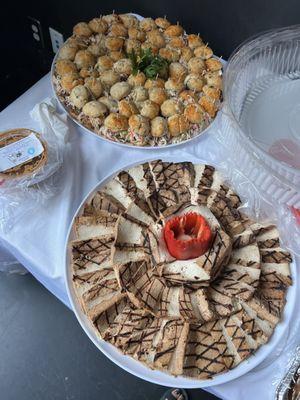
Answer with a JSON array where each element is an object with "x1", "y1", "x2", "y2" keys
[
  {"x1": 168, "y1": 36, "x2": 185, "y2": 48},
  {"x1": 184, "y1": 103, "x2": 204, "y2": 123},
  {"x1": 194, "y1": 45, "x2": 213, "y2": 60},
  {"x1": 102, "y1": 14, "x2": 120, "y2": 25},
  {"x1": 140, "y1": 18, "x2": 156, "y2": 32},
  {"x1": 188, "y1": 57, "x2": 206, "y2": 74},
  {"x1": 134, "y1": 101, "x2": 143, "y2": 111},
  {"x1": 73, "y1": 22, "x2": 92, "y2": 37},
  {"x1": 179, "y1": 90, "x2": 198, "y2": 103},
  {"x1": 70, "y1": 85, "x2": 89, "y2": 109},
  {"x1": 199, "y1": 95, "x2": 218, "y2": 117},
  {"x1": 184, "y1": 74, "x2": 204, "y2": 91},
  {"x1": 82, "y1": 100, "x2": 107, "y2": 117},
  {"x1": 155, "y1": 17, "x2": 171, "y2": 30},
  {"x1": 141, "y1": 41, "x2": 159, "y2": 54},
  {"x1": 128, "y1": 114, "x2": 150, "y2": 136},
  {"x1": 98, "y1": 96, "x2": 118, "y2": 113},
  {"x1": 110, "y1": 82, "x2": 132, "y2": 100},
  {"x1": 100, "y1": 70, "x2": 120, "y2": 87},
  {"x1": 74, "y1": 50, "x2": 95, "y2": 69},
  {"x1": 61, "y1": 73, "x2": 83, "y2": 92},
  {"x1": 113, "y1": 58, "x2": 132, "y2": 76},
  {"x1": 165, "y1": 78, "x2": 184, "y2": 93},
  {"x1": 202, "y1": 85, "x2": 221, "y2": 101},
  {"x1": 161, "y1": 98, "x2": 183, "y2": 117},
  {"x1": 128, "y1": 72, "x2": 146, "y2": 87},
  {"x1": 204, "y1": 71, "x2": 222, "y2": 89},
  {"x1": 65, "y1": 37, "x2": 82, "y2": 48},
  {"x1": 144, "y1": 78, "x2": 165, "y2": 89},
  {"x1": 87, "y1": 43, "x2": 105, "y2": 57},
  {"x1": 187, "y1": 34, "x2": 203, "y2": 49},
  {"x1": 140, "y1": 100, "x2": 160, "y2": 119},
  {"x1": 79, "y1": 68, "x2": 94, "y2": 79},
  {"x1": 110, "y1": 51, "x2": 126, "y2": 61},
  {"x1": 147, "y1": 30, "x2": 165, "y2": 48},
  {"x1": 118, "y1": 99, "x2": 139, "y2": 117},
  {"x1": 55, "y1": 14, "x2": 224, "y2": 146},
  {"x1": 85, "y1": 77, "x2": 103, "y2": 97},
  {"x1": 128, "y1": 27, "x2": 146, "y2": 42},
  {"x1": 59, "y1": 43, "x2": 78, "y2": 61},
  {"x1": 159, "y1": 47, "x2": 180, "y2": 62},
  {"x1": 88, "y1": 18, "x2": 108, "y2": 34},
  {"x1": 119, "y1": 14, "x2": 139, "y2": 28},
  {"x1": 125, "y1": 38, "x2": 141, "y2": 54},
  {"x1": 56, "y1": 60, "x2": 77, "y2": 76},
  {"x1": 104, "y1": 113, "x2": 128, "y2": 131},
  {"x1": 132, "y1": 87, "x2": 149, "y2": 102},
  {"x1": 180, "y1": 47, "x2": 194, "y2": 63},
  {"x1": 151, "y1": 116, "x2": 167, "y2": 137},
  {"x1": 94, "y1": 32, "x2": 106, "y2": 49},
  {"x1": 96, "y1": 55, "x2": 114, "y2": 72},
  {"x1": 205, "y1": 58, "x2": 222, "y2": 72},
  {"x1": 90, "y1": 70, "x2": 100, "y2": 78},
  {"x1": 169, "y1": 62, "x2": 188, "y2": 82},
  {"x1": 165, "y1": 24, "x2": 184, "y2": 37},
  {"x1": 167, "y1": 114, "x2": 189, "y2": 136},
  {"x1": 105, "y1": 36, "x2": 124, "y2": 51},
  {"x1": 109, "y1": 23, "x2": 128, "y2": 38},
  {"x1": 149, "y1": 87, "x2": 167, "y2": 105}
]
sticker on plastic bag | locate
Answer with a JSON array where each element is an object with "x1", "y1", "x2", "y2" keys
[{"x1": 0, "y1": 133, "x2": 44, "y2": 172}]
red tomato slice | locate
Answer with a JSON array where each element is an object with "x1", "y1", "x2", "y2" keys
[{"x1": 163, "y1": 212, "x2": 213, "y2": 260}]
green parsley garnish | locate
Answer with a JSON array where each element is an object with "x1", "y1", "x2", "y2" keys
[{"x1": 128, "y1": 48, "x2": 169, "y2": 80}]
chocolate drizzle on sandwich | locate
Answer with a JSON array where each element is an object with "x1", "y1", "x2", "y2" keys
[{"x1": 70, "y1": 160, "x2": 292, "y2": 380}]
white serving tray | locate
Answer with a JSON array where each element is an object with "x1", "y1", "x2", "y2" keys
[
  {"x1": 64, "y1": 154, "x2": 297, "y2": 388},
  {"x1": 51, "y1": 13, "x2": 224, "y2": 150}
]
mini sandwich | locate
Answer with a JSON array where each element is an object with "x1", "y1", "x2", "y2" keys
[{"x1": 70, "y1": 159, "x2": 292, "y2": 380}]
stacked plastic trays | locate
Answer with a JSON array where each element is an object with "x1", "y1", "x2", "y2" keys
[{"x1": 218, "y1": 25, "x2": 300, "y2": 211}]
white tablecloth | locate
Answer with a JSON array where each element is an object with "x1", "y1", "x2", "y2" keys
[{"x1": 0, "y1": 73, "x2": 298, "y2": 400}]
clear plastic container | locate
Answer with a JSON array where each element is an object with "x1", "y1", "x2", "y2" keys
[{"x1": 220, "y1": 25, "x2": 300, "y2": 208}]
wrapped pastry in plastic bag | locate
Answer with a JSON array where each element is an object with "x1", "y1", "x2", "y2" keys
[{"x1": 0, "y1": 98, "x2": 69, "y2": 233}]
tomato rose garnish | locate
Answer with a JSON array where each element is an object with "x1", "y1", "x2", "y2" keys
[{"x1": 163, "y1": 212, "x2": 213, "y2": 260}]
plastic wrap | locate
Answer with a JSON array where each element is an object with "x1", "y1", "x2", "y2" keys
[
  {"x1": 275, "y1": 346, "x2": 300, "y2": 399},
  {"x1": 209, "y1": 25, "x2": 300, "y2": 257},
  {"x1": 0, "y1": 98, "x2": 69, "y2": 234},
  {"x1": 216, "y1": 25, "x2": 300, "y2": 211},
  {"x1": 0, "y1": 242, "x2": 27, "y2": 274}
]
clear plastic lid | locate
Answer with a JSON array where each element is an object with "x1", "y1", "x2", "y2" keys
[{"x1": 224, "y1": 25, "x2": 300, "y2": 174}]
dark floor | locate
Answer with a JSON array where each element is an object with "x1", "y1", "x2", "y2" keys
[{"x1": 0, "y1": 272, "x2": 219, "y2": 400}]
